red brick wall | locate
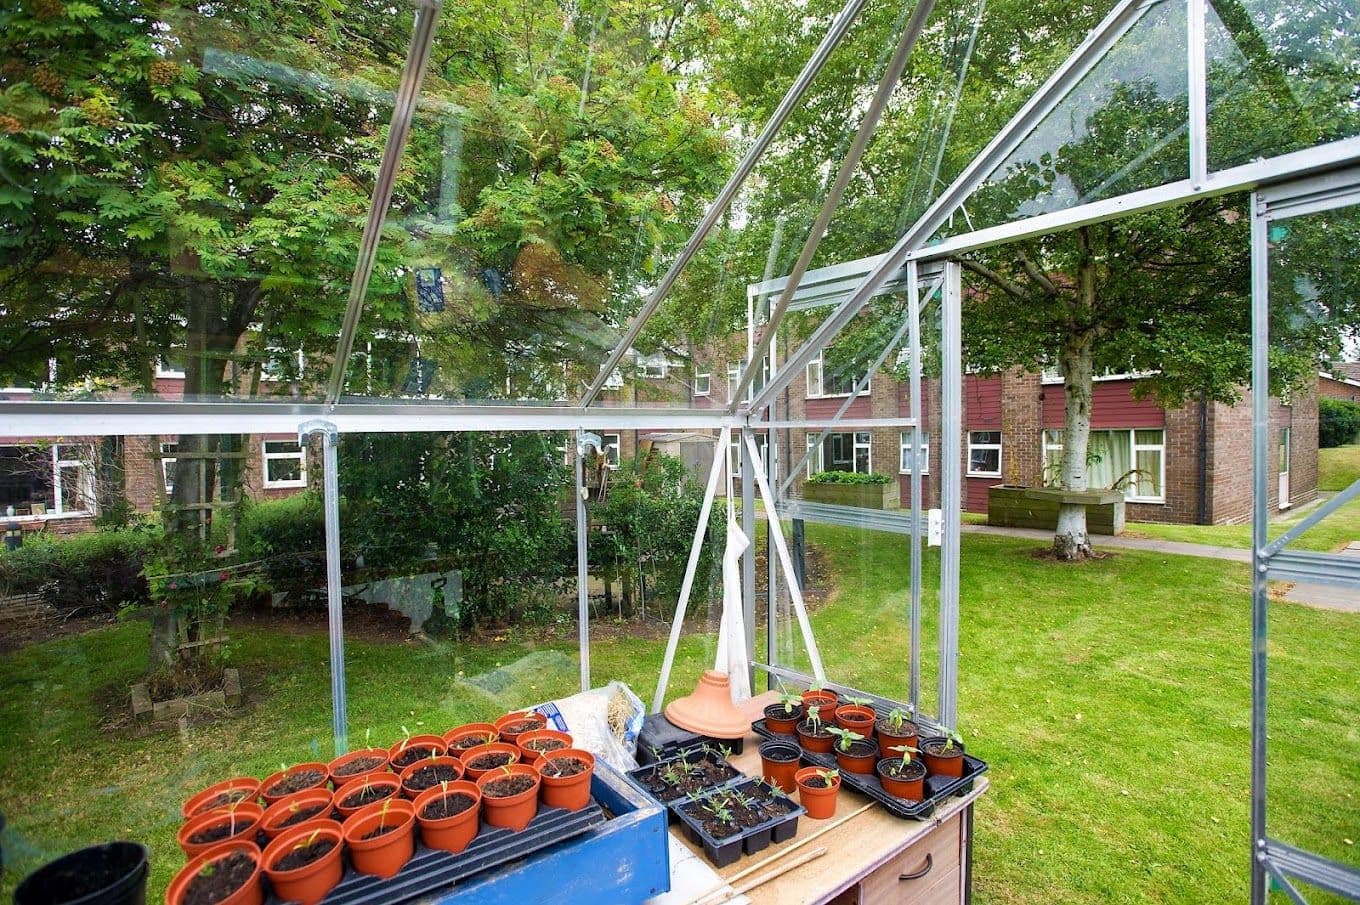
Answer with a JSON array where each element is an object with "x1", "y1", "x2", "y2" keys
[
  {"x1": 1318, "y1": 375, "x2": 1360, "y2": 402},
  {"x1": 1206, "y1": 389, "x2": 1318, "y2": 524}
]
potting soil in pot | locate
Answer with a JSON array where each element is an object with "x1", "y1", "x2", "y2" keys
[
  {"x1": 188, "y1": 821, "x2": 242, "y2": 846},
  {"x1": 451, "y1": 735, "x2": 490, "y2": 749},
  {"x1": 801, "y1": 775, "x2": 835, "y2": 789},
  {"x1": 466, "y1": 752, "x2": 514, "y2": 771},
  {"x1": 343, "y1": 785, "x2": 394, "y2": 809},
  {"x1": 267, "y1": 770, "x2": 325, "y2": 798},
  {"x1": 193, "y1": 789, "x2": 253, "y2": 814},
  {"x1": 681, "y1": 790, "x2": 795, "y2": 840},
  {"x1": 421, "y1": 792, "x2": 477, "y2": 820},
  {"x1": 483, "y1": 774, "x2": 536, "y2": 797},
  {"x1": 273, "y1": 838, "x2": 335, "y2": 872},
  {"x1": 184, "y1": 852, "x2": 255, "y2": 905},
  {"x1": 333, "y1": 756, "x2": 385, "y2": 778},
  {"x1": 392, "y1": 746, "x2": 440, "y2": 769},
  {"x1": 540, "y1": 757, "x2": 587, "y2": 778},
  {"x1": 523, "y1": 738, "x2": 567, "y2": 753},
  {"x1": 276, "y1": 804, "x2": 328, "y2": 829},
  {"x1": 359, "y1": 823, "x2": 400, "y2": 841},
  {"x1": 498, "y1": 719, "x2": 540, "y2": 735},
  {"x1": 405, "y1": 763, "x2": 460, "y2": 791},
  {"x1": 635, "y1": 751, "x2": 740, "y2": 802}
]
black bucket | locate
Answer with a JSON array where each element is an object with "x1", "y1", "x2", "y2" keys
[{"x1": 13, "y1": 841, "x2": 148, "y2": 905}]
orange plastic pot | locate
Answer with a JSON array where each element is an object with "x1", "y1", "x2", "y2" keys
[
  {"x1": 537, "y1": 748, "x2": 594, "y2": 811},
  {"x1": 515, "y1": 729, "x2": 573, "y2": 765},
  {"x1": 342, "y1": 798, "x2": 415, "y2": 879},
  {"x1": 476, "y1": 764, "x2": 542, "y2": 832},
  {"x1": 262, "y1": 819, "x2": 344, "y2": 905},
  {"x1": 875, "y1": 719, "x2": 920, "y2": 757},
  {"x1": 399, "y1": 755, "x2": 465, "y2": 799},
  {"x1": 801, "y1": 689, "x2": 838, "y2": 711},
  {"x1": 328, "y1": 747, "x2": 391, "y2": 788},
  {"x1": 260, "y1": 788, "x2": 336, "y2": 841},
  {"x1": 260, "y1": 763, "x2": 330, "y2": 805},
  {"x1": 493, "y1": 711, "x2": 547, "y2": 746},
  {"x1": 796, "y1": 719, "x2": 835, "y2": 754},
  {"x1": 761, "y1": 701, "x2": 804, "y2": 735},
  {"x1": 178, "y1": 802, "x2": 264, "y2": 857},
  {"x1": 334, "y1": 773, "x2": 402, "y2": 820},
  {"x1": 182, "y1": 776, "x2": 261, "y2": 820},
  {"x1": 757, "y1": 741, "x2": 802, "y2": 794},
  {"x1": 460, "y1": 742, "x2": 521, "y2": 782},
  {"x1": 443, "y1": 722, "x2": 499, "y2": 752},
  {"x1": 414, "y1": 781, "x2": 482, "y2": 854},
  {"x1": 920, "y1": 737, "x2": 965, "y2": 778},
  {"x1": 833, "y1": 738, "x2": 879, "y2": 776},
  {"x1": 877, "y1": 758, "x2": 926, "y2": 800},
  {"x1": 165, "y1": 839, "x2": 262, "y2": 905},
  {"x1": 795, "y1": 766, "x2": 840, "y2": 820},
  {"x1": 834, "y1": 704, "x2": 876, "y2": 734},
  {"x1": 388, "y1": 735, "x2": 448, "y2": 771}
]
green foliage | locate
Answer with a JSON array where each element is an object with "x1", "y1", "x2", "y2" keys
[
  {"x1": 0, "y1": 525, "x2": 158, "y2": 613},
  {"x1": 236, "y1": 492, "x2": 327, "y2": 593},
  {"x1": 1320, "y1": 398, "x2": 1360, "y2": 448},
  {"x1": 805, "y1": 470, "x2": 891, "y2": 485}
]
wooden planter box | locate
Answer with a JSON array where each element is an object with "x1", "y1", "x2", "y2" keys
[
  {"x1": 987, "y1": 486, "x2": 1125, "y2": 535},
  {"x1": 803, "y1": 481, "x2": 899, "y2": 510}
]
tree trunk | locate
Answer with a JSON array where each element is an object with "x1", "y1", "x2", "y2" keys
[{"x1": 1053, "y1": 240, "x2": 1098, "y2": 561}]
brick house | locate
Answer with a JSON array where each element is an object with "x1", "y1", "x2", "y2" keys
[{"x1": 1318, "y1": 364, "x2": 1360, "y2": 402}]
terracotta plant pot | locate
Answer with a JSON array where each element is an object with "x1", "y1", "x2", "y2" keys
[
  {"x1": 388, "y1": 735, "x2": 448, "y2": 771},
  {"x1": 920, "y1": 736, "x2": 965, "y2": 778},
  {"x1": 877, "y1": 758, "x2": 927, "y2": 800},
  {"x1": 493, "y1": 711, "x2": 548, "y2": 746},
  {"x1": 834, "y1": 704, "x2": 876, "y2": 734},
  {"x1": 538, "y1": 748, "x2": 595, "y2": 811},
  {"x1": 334, "y1": 773, "x2": 402, "y2": 820},
  {"x1": 165, "y1": 839, "x2": 262, "y2": 905},
  {"x1": 262, "y1": 819, "x2": 344, "y2": 905},
  {"x1": 875, "y1": 717, "x2": 920, "y2": 756},
  {"x1": 515, "y1": 729, "x2": 574, "y2": 765},
  {"x1": 182, "y1": 777, "x2": 261, "y2": 820},
  {"x1": 178, "y1": 802, "x2": 264, "y2": 857},
  {"x1": 342, "y1": 798, "x2": 416, "y2": 879},
  {"x1": 260, "y1": 763, "x2": 330, "y2": 805},
  {"x1": 801, "y1": 688, "x2": 838, "y2": 711},
  {"x1": 443, "y1": 722, "x2": 499, "y2": 753},
  {"x1": 399, "y1": 755, "x2": 465, "y2": 799},
  {"x1": 833, "y1": 737, "x2": 879, "y2": 776},
  {"x1": 762, "y1": 701, "x2": 804, "y2": 735},
  {"x1": 414, "y1": 781, "x2": 482, "y2": 854},
  {"x1": 795, "y1": 718, "x2": 835, "y2": 754},
  {"x1": 328, "y1": 747, "x2": 391, "y2": 788},
  {"x1": 460, "y1": 742, "x2": 521, "y2": 782},
  {"x1": 795, "y1": 766, "x2": 840, "y2": 820},
  {"x1": 476, "y1": 764, "x2": 542, "y2": 832},
  {"x1": 664, "y1": 670, "x2": 751, "y2": 740},
  {"x1": 260, "y1": 789, "x2": 336, "y2": 841},
  {"x1": 758, "y1": 741, "x2": 802, "y2": 793}
]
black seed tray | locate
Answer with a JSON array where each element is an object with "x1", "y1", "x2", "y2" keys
[
  {"x1": 752, "y1": 719, "x2": 988, "y2": 820},
  {"x1": 637, "y1": 712, "x2": 744, "y2": 765},
  {"x1": 262, "y1": 799, "x2": 606, "y2": 905},
  {"x1": 673, "y1": 780, "x2": 806, "y2": 868},
  {"x1": 623, "y1": 750, "x2": 746, "y2": 822}
]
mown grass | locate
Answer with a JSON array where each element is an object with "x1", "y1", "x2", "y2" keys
[
  {"x1": 1319, "y1": 445, "x2": 1360, "y2": 492},
  {"x1": 1125, "y1": 496, "x2": 1359, "y2": 552},
  {"x1": 1, "y1": 526, "x2": 1356, "y2": 903}
]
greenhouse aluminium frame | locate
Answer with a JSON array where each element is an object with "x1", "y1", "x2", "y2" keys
[{"x1": 2, "y1": 0, "x2": 1359, "y2": 901}]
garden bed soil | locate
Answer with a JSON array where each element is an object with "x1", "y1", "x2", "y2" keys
[
  {"x1": 342, "y1": 785, "x2": 395, "y2": 810},
  {"x1": 267, "y1": 769, "x2": 324, "y2": 798},
  {"x1": 274, "y1": 838, "x2": 336, "y2": 872},
  {"x1": 465, "y1": 752, "x2": 514, "y2": 772},
  {"x1": 483, "y1": 774, "x2": 536, "y2": 797},
  {"x1": 404, "y1": 764, "x2": 460, "y2": 792},
  {"x1": 277, "y1": 804, "x2": 327, "y2": 829},
  {"x1": 333, "y1": 756, "x2": 386, "y2": 778},
  {"x1": 539, "y1": 756, "x2": 587, "y2": 779},
  {"x1": 421, "y1": 793, "x2": 476, "y2": 820},
  {"x1": 392, "y1": 746, "x2": 440, "y2": 769},
  {"x1": 183, "y1": 851, "x2": 255, "y2": 905}
]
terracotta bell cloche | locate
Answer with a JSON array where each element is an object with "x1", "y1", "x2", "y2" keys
[{"x1": 664, "y1": 670, "x2": 750, "y2": 739}]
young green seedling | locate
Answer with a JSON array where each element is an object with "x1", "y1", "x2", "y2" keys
[
  {"x1": 844, "y1": 695, "x2": 873, "y2": 708},
  {"x1": 816, "y1": 768, "x2": 839, "y2": 785},
  {"x1": 804, "y1": 704, "x2": 823, "y2": 732},
  {"x1": 888, "y1": 744, "x2": 921, "y2": 768},
  {"x1": 826, "y1": 727, "x2": 865, "y2": 752},
  {"x1": 886, "y1": 707, "x2": 911, "y2": 733},
  {"x1": 398, "y1": 725, "x2": 412, "y2": 752},
  {"x1": 776, "y1": 691, "x2": 803, "y2": 714},
  {"x1": 294, "y1": 828, "x2": 323, "y2": 852},
  {"x1": 942, "y1": 729, "x2": 963, "y2": 752}
]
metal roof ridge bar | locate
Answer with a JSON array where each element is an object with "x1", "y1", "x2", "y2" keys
[
  {"x1": 774, "y1": 499, "x2": 924, "y2": 535},
  {"x1": 1265, "y1": 550, "x2": 1360, "y2": 590},
  {"x1": 577, "y1": 0, "x2": 871, "y2": 408},
  {"x1": 728, "y1": 0, "x2": 938, "y2": 412},
  {"x1": 750, "y1": 0, "x2": 1151, "y2": 412},
  {"x1": 1263, "y1": 478, "x2": 1360, "y2": 557},
  {"x1": 1264, "y1": 839, "x2": 1360, "y2": 900},
  {"x1": 325, "y1": 0, "x2": 443, "y2": 405}
]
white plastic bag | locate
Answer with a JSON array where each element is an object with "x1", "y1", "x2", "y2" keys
[{"x1": 531, "y1": 680, "x2": 645, "y2": 772}]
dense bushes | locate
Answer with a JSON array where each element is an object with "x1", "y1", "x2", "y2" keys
[
  {"x1": 236, "y1": 491, "x2": 328, "y2": 594},
  {"x1": 0, "y1": 525, "x2": 158, "y2": 614},
  {"x1": 805, "y1": 470, "x2": 892, "y2": 485},
  {"x1": 1320, "y1": 398, "x2": 1360, "y2": 448}
]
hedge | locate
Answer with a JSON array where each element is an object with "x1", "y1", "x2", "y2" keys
[
  {"x1": 1320, "y1": 398, "x2": 1360, "y2": 448},
  {"x1": 0, "y1": 525, "x2": 158, "y2": 614},
  {"x1": 805, "y1": 470, "x2": 892, "y2": 485}
]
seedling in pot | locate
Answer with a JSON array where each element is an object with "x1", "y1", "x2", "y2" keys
[
  {"x1": 814, "y1": 768, "x2": 839, "y2": 787},
  {"x1": 776, "y1": 692, "x2": 802, "y2": 714},
  {"x1": 942, "y1": 729, "x2": 963, "y2": 751},
  {"x1": 843, "y1": 695, "x2": 874, "y2": 708},
  {"x1": 889, "y1": 744, "x2": 921, "y2": 767},
  {"x1": 805, "y1": 705, "x2": 823, "y2": 730},
  {"x1": 826, "y1": 727, "x2": 864, "y2": 753},
  {"x1": 886, "y1": 707, "x2": 912, "y2": 733}
]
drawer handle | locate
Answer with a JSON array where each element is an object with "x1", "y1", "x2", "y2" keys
[{"x1": 899, "y1": 853, "x2": 933, "y2": 882}]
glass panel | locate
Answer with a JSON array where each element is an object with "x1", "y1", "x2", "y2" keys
[{"x1": 1206, "y1": 0, "x2": 1360, "y2": 172}]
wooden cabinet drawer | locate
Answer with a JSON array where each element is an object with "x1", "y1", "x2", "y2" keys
[{"x1": 857, "y1": 812, "x2": 964, "y2": 904}]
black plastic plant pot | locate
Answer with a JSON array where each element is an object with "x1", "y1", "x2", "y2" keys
[{"x1": 14, "y1": 841, "x2": 150, "y2": 905}]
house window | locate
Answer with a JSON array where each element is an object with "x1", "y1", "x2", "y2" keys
[
  {"x1": 727, "y1": 359, "x2": 767, "y2": 402},
  {"x1": 693, "y1": 372, "x2": 711, "y2": 397},
  {"x1": 160, "y1": 442, "x2": 179, "y2": 494},
  {"x1": 899, "y1": 432, "x2": 930, "y2": 474},
  {"x1": 805, "y1": 352, "x2": 868, "y2": 398},
  {"x1": 730, "y1": 433, "x2": 769, "y2": 478},
  {"x1": 155, "y1": 352, "x2": 186, "y2": 378},
  {"x1": 639, "y1": 355, "x2": 668, "y2": 379},
  {"x1": 52, "y1": 445, "x2": 94, "y2": 515},
  {"x1": 604, "y1": 369, "x2": 624, "y2": 390},
  {"x1": 967, "y1": 431, "x2": 1003, "y2": 477},
  {"x1": 807, "y1": 432, "x2": 871, "y2": 477},
  {"x1": 1042, "y1": 429, "x2": 1165, "y2": 502},
  {"x1": 601, "y1": 433, "x2": 621, "y2": 469},
  {"x1": 262, "y1": 440, "x2": 307, "y2": 488}
]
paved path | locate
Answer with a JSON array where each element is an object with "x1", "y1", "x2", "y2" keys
[
  {"x1": 1282, "y1": 542, "x2": 1360, "y2": 613},
  {"x1": 961, "y1": 523, "x2": 1250, "y2": 563}
]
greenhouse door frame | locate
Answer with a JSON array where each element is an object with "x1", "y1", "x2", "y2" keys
[{"x1": 1250, "y1": 169, "x2": 1360, "y2": 905}]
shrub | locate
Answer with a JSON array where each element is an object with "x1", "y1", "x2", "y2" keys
[
  {"x1": 1320, "y1": 398, "x2": 1360, "y2": 448},
  {"x1": 236, "y1": 492, "x2": 327, "y2": 594},
  {"x1": 0, "y1": 525, "x2": 159, "y2": 614},
  {"x1": 805, "y1": 470, "x2": 892, "y2": 485}
]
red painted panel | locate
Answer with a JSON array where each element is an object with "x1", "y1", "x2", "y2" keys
[
  {"x1": 894, "y1": 383, "x2": 931, "y2": 429},
  {"x1": 965, "y1": 376, "x2": 1002, "y2": 428},
  {"x1": 965, "y1": 476, "x2": 991, "y2": 512},
  {"x1": 1042, "y1": 379, "x2": 1164, "y2": 429},
  {"x1": 804, "y1": 396, "x2": 871, "y2": 420}
]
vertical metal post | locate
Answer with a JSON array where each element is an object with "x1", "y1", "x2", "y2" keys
[
  {"x1": 766, "y1": 428, "x2": 780, "y2": 691},
  {"x1": 575, "y1": 430, "x2": 592, "y2": 693},
  {"x1": 1248, "y1": 193, "x2": 1270, "y2": 905},
  {"x1": 741, "y1": 424, "x2": 758, "y2": 691},
  {"x1": 1187, "y1": 0, "x2": 1208, "y2": 188},
  {"x1": 938, "y1": 261, "x2": 963, "y2": 729},
  {"x1": 907, "y1": 260, "x2": 924, "y2": 714},
  {"x1": 300, "y1": 420, "x2": 346, "y2": 757}
]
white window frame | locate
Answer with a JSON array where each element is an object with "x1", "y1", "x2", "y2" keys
[
  {"x1": 603, "y1": 369, "x2": 624, "y2": 390},
  {"x1": 51, "y1": 445, "x2": 95, "y2": 516},
  {"x1": 155, "y1": 355, "x2": 186, "y2": 379},
  {"x1": 806, "y1": 431, "x2": 872, "y2": 477},
  {"x1": 639, "y1": 355, "x2": 669, "y2": 379},
  {"x1": 262, "y1": 440, "x2": 307, "y2": 489},
  {"x1": 160, "y1": 442, "x2": 179, "y2": 494},
  {"x1": 1041, "y1": 428, "x2": 1166, "y2": 503},
  {"x1": 899, "y1": 432, "x2": 930, "y2": 474},
  {"x1": 805, "y1": 351, "x2": 869, "y2": 399},
  {"x1": 966, "y1": 430, "x2": 1003, "y2": 478},
  {"x1": 693, "y1": 372, "x2": 711, "y2": 397},
  {"x1": 602, "y1": 433, "x2": 621, "y2": 469}
]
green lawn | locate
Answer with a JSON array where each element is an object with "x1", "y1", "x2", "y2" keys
[
  {"x1": 1, "y1": 527, "x2": 1356, "y2": 904},
  {"x1": 1124, "y1": 496, "x2": 1360, "y2": 552},
  {"x1": 1319, "y1": 444, "x2": 1360, "y2": 492}
]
